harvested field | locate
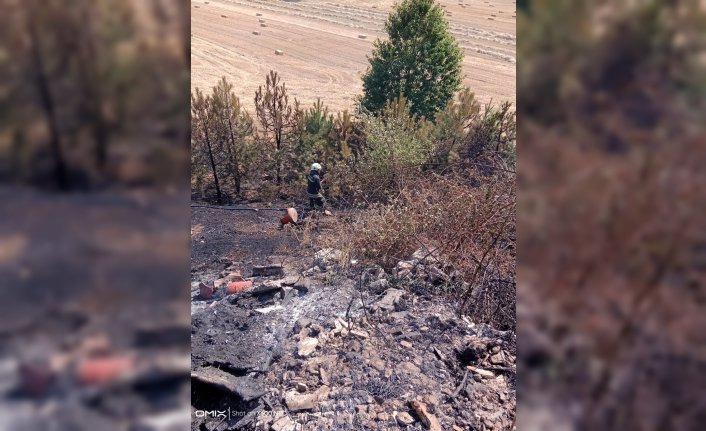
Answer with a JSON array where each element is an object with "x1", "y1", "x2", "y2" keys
[{"x1": 192, "y1": 0, "x2": 516, "y2": 113}]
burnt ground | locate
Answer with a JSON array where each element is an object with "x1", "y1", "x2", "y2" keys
[
  {"x1": 191, "y1": 207, "x2": 517, "y2": 431},
  {"x1": 0, "y1": 187, "x2": 191, "y2": 430}
]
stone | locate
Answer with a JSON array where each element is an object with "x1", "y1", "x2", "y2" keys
[
  {"x1": 396, "y1": 268, "x2": 411, "y2": 279},
  {"x1": 490, "y1": 352, "x2": 505, "y2": 365},
  {"x1": 397, "y1": 261, "x2": 414, "y2": 270},
  {"x1": 319, "y1": 368, "x2": 329, "y2": 385},
  {"x1": 396, "y1": 411, "x2": 415, "y2": 426},
  {"x1": 296, "y1": 382, "x2": 308, "y2": 393},
  {"x1": 271, "y1": 415, "x2": 297, "y2": 431},
  {"x1": 252, "y1": 264, "x2": 284, "y2": 277},
  {"x1": 254, "y1": 305, "x2": 283, "y2": 314},
  {"x1": 281, "y1": 286, "x2": 298, "y2": 305},
  {"x1": 350, "y1": 330, "x2": 369, "y2": 339},
  {"x1": 412, "y1": 247, "x2": 439, "y2": 263},
  {"x1": 284, "y1": 390, "x2": 317, "y2": 411},
  {"x1": 410, "y1": 400, "x2": 442, "y2": 431},
  {"x1": 191, "y1": 368, "x2": 265, "y2": 402},
  {"x1": 199, "y1": 282, "x2": 214, "y2": 299},
  {"x1": 427, "y1": 266, "x2": 450, "y2": 283},
  {"x1": 314, "y1": 248, "x2": 343, "y2": 269},
  {"x1": 375, "y1": 288, "x2": 404, "y2": 312},
  {"x1": 298, "y1": 337, "x2": 318, "y2": 357},
  {"x1": 250, "y1": 280, "x2": 282, "y2": 294},
  {"x1": 467, "y1": 366, "x2": 495, "y2": 379},
  {"x1": 400, "y1": 340, "x2": 413, "y2": 349},
  {"x1": 369, "y1": 279, "x2": 389, "y2": 291}
]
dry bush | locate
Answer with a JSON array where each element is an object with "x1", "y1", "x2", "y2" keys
[
  {"x1": 344, "y1": 171, "x2": 516, "y2": 329},
  {"x1": 518, "y1": 1, "x2": 706, "y2": 428}
]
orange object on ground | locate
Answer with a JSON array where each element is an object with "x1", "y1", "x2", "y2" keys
[
  {"x1": 227, "y1": 280, "x2": 253, "y2": 294},
  {"x1": 280, "y1": 208, "x2": 298, "y2": 225},
  {"x1": 76, "y1": 354, "x2": 134, "y2": 385}
]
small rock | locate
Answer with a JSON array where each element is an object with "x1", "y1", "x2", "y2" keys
[
  {"x1": 350, "y1": 330, "x2": 369, "y2": 339},
  {"x1": 400, "y1": 340, "x2": 413, "y2": 349},
  {"x1": 254, "y1": 305, "x2": 283, "y2": 314},
  {"x1": 396, "y1": 411, "x2": 415, "y2": 426},
  {"x1": 199, "y1": 282, "x2": 214, "y2": 299},
  {"x1": 396, "y1": 268, "x2": 412, "y2": 279},
  {"x1": 375, "y1": 288, "x2": 404, "y2": 312},
  {"x1": 271, "y1": 415, "x2": 297, "y2": 431},
  {"x1": 467, "y1": 365, "x2": 495, "y2": 379},
  {"x1": 314, "y1": 248, "x2": 343, "y2": 269},
  {"x1": 410, "y1": 400, "x2": 442, "y2": 431},
  {"x1": 284, "y1": 390, "x2": 317, "y2": 411},
  {"x1": 296, "y1": 382, "x2": 308, "y2": 393},
  {"x1": 489, "y1": 352, "x2": 505, "y2": 365},
  {"x1": 397, "y1": 261, "x2": 414, "y2": 270},
  {"x1": 298, "y1": 337, "x2": 318, "y2": 357},
  {"x1": 319, "y1": 368, "x2": 329, "y2": 385},
  {"x1": 377, "y1": 412, "x2": 390, "y2": 422},
  {"x1": 369, "y1": 279, "x2": 389, "y2": 291},
  {"x1": 252, "y1": 264, "x2": 283, "y2": 277}
]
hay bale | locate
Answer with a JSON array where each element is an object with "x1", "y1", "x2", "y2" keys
[
  {"x1": 358, "y1": 34, "x2": 367, "y2": 39},
  {"x1": 259, "y1": 18, "x2": 266, "y2": 23},
  {"x1": 275, "y1": 49, "x2": 284, "y2": 56},
  {"x1": 221, "y1": 14, "x2": 227, "y2": 18},
  {"x1": 260, "y1": 23, "x2": 268, "y2": 27},
  {"x1": 252, "y1": 31, "x2": 261, "y2": 35},
  {"x1": 256, "y1": 13, "x2": 263, "y2": 16}
]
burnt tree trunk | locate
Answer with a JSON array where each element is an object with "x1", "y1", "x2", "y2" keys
[
  {"x1": 27, "y1": 15, "x2": 68, "y2": 190},
  {"x1": 203, "y1": 127, "x2": 222, "y2": 204}
]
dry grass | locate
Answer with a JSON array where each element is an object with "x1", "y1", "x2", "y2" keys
[{"x1": 338, "y1": 171, "x2": 516, "y2": 329}]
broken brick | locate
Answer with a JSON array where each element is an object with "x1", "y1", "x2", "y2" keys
[
  {"x1": 76, "y1": 354, "x2": 134, "y2": 385},
  {"x1": 226, "y1": 280, "x2": 253, "y2": 294},
  {"x1": 199, "y1": 282, "x2": 214, "y2": 299}
]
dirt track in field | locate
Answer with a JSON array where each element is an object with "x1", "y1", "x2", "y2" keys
[{"x1": 191, "y1": 0, "x2": 516, "y2": 113}]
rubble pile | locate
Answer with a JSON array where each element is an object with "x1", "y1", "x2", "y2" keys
[{"x1": 191, "y1": 247, "x2": 516, "y2": 431}]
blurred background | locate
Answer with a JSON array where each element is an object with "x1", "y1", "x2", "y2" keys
[
  {"x1": 0, "y1": 0, "x2": 191, "y2": 430},
  {"x1": 517, "y1": 0, "x2": 706, "y2": 430}
]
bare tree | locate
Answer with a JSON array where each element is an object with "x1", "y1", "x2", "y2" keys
[
  {"x1": 21, "y1": 2, "x2": 68, "y2": 189},
  {"x1": 254, "y1": 71, "x2": 300, "y2": 186},
  {"x1": 212, "y1": 78, "x2": 255, "y2": 195},
  {"x1": 192, "y1": 88, "x2": 222, "y2": 203}
]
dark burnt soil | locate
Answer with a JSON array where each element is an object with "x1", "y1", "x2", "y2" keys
[
  {"x1": 191, "y1": 206, "x2": 302, "y2": 281},
  {"x1": 191, "y1": 207, "x2": 516, "y2": 431},
  {"x1": 0, "y1": 188, "x2": 191, "y2": 430}
]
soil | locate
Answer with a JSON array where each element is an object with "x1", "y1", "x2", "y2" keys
[
  {"x1": 191, "y1": 0, "x2": 516, "y2": 113},
  {"x1": 191, "y1": 205, "x2": 516, "y2": 430}
]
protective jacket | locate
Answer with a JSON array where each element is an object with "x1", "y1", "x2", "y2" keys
[{"x1": 307, "y1": 170, "x2": 323, "y2": 197}]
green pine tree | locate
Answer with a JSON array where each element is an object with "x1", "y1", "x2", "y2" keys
[{"x1": 360, "y1": 0, "x2": 463, "y2": 121}]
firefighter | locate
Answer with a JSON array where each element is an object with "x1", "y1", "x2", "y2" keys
[{"x1": 307, "y1": 163, "x2": 326, "y2": 211}]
